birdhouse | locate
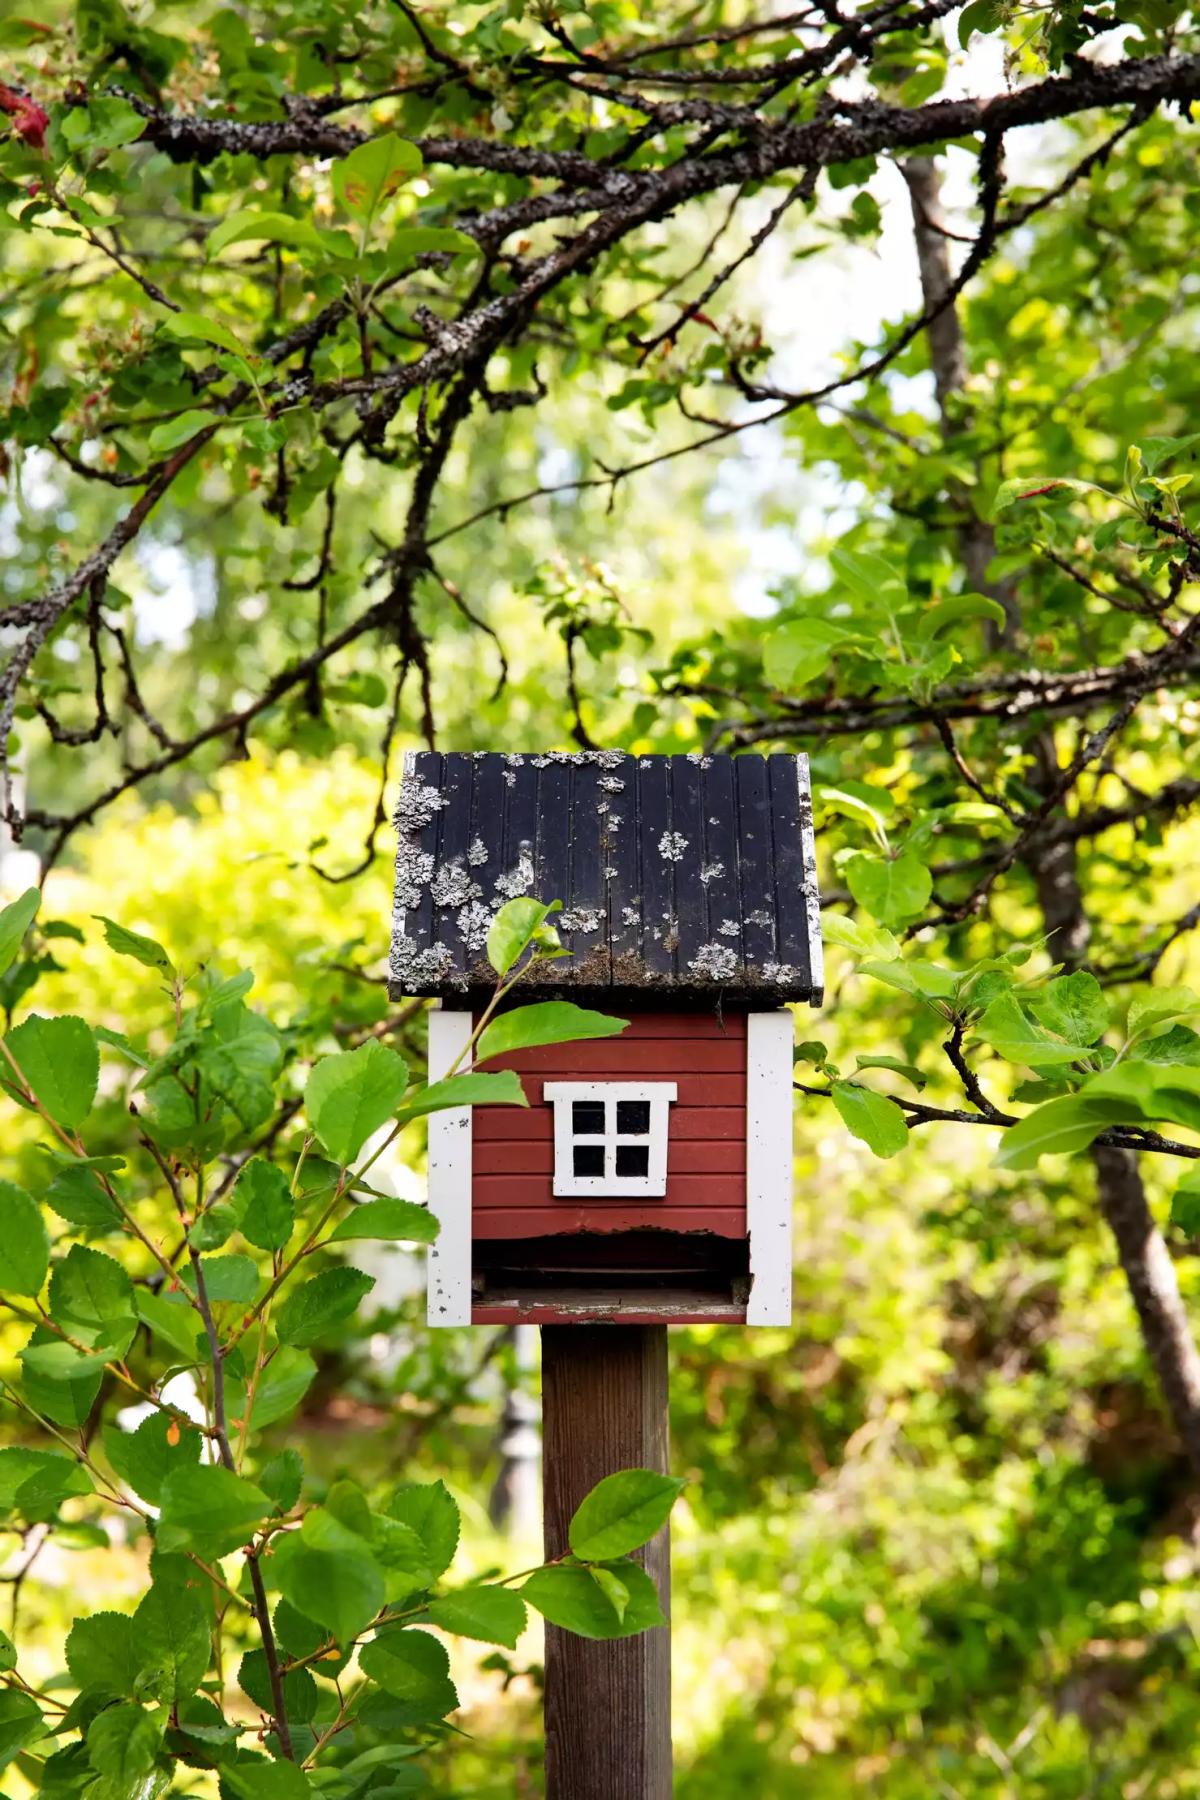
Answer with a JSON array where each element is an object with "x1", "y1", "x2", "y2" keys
[{"x1": 390, "y1": 752, "x2": 823, "y2": 1327}]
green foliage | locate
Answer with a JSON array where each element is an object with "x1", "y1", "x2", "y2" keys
[{"x1": 0, "y1": 897, "x2": 680, "y2": 1791}]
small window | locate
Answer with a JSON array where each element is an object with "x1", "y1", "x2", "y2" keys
[{"x1": 543, "y1": 1082, "x2": 678, "y2": 1199}]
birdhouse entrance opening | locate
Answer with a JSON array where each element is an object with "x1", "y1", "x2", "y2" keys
[{"x1": 471, "y1": 1230, "x2": 751, "y2": 1324}]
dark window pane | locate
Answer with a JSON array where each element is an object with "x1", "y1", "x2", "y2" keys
[
  {"x1": 615, "y1": 1144, "x2": 649, "y2": 1178},
  {"x1": 573, "y1": 1144, "x2": 605, "y2": 1178},
  {"x1": 572, "y1": 1101, "x2": 605, "y2": 1135},
  {"x1": 616, "y1": 1100, "x2": 651, "y2": 1135}
]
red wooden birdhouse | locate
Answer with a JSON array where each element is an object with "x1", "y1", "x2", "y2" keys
[{"x1": 389, "y1": 752, "x2": 823, "y2": 1327}]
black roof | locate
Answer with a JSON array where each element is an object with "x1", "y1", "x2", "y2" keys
[{"x1": 389, "y1": 751, "x2": 822, "y2": 1006}]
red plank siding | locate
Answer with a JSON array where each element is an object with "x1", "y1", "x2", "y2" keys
[
  {"x1": 473, "y1": 1207, "x2": 747, "y2": 1239},
  {"x1": 475, "y1": 1106, "x2": 746, "y2": 1143},
  {"x1": 470, "y1": 1139, "x2": 745, "y2": 1176},
  {"x1": 472, "y1": 1008, "x2": 748, "y2": 1237}
]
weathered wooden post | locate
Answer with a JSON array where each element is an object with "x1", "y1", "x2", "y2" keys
[{"x1": 390, "y1": 750, "x2": 823, "y2": 1797}]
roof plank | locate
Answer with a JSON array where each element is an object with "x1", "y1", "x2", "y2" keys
[{"x1": 389, "y1": 751, "x2": 821, "y2": 1005}]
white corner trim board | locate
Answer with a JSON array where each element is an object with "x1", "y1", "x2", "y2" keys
[
  {"x1": 543, "y1": 1081, "x2": 678, "y2": 1198},
  {"x1": 746, "y1": 1010, "x2": 794, "y2": 1326},
  {"x1": 426, "y1": 1005, "x2": 473, "y2": 1327}
]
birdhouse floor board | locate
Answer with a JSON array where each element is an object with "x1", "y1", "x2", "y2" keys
[{"x1": 472, "y1": 1292, "x2": 747, "y2": 1325}]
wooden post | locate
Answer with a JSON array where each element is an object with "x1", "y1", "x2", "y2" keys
[{"x1": 541, "y1": 1325, "x2": 671, "y2": 1800}]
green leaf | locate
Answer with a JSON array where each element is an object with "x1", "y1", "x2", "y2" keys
[
  {"x1": 994, "y1": 475, "x2": 1107, "y2": 511},
  {"x1": 859, "y1": 957, "x2": 958, "y2": 1001},
  {"x1": 234, "y1": 1156, "x2": 294, "y2": 1251},
  {"x1": 993, "y1": 1096, "x2": 1129, "y2": 1171},
  {"x1": 830, "y1": 544, "x2": 905, "y2": 603},
  {"x1": 0, "y1": 887, "x2": 38, "y2": 978},
  {"x1": 19, "y1": 1326, "x2": 104, "y2": 1425},
  {"x1": 156, "y1": 1464, "x2": 271, "y2": 1558},
  {"x1": 358, "y1": 1628, "x2": 459, "y2": 1724},
  {"x1": 91, "y1": 915, "x2": 174, "y2": 976},
  {"x1": 1127, "y1": 986, "x2": 1200, "y2": 1042},
  {"x1": 475, "y1": 1001, "x2": 629, "y2": 1064},
  {"x1": 103, "y1": 1411, "x2": 202, "y2": 1506},
  {"x1": 820, "y1": 914, "x2": 901, "y2": 960},
  {"x1": 333, "y1": 134, "x2": 423, "y2": 224},
  {"x1": 830, "y1": 1082, "x2": 909, "y2": 1158},
  {"x1": 87, "y1": 1702, "x2": 164, "y2": 1782},
  {"x1": 588, "y1": 1564, "x2": 630, "y2": 1623},
  {"x1": 133, "y1": 1553, "x2": 212, "y2": 1704},
  {"x1": 328, "y1": 1198, "x2": 438, "y2": 1245},
  {"x1": 522, "y1": 1561, "x2": 665, "y2": 1639},
  {"x1": 0, "y1": 1180, "x2": 48, "y2": 1296},
  {"x1": 305, "y1": 1041, "x2": 409, "y2": 1165},
  {"x1": 159, "y1": 313, "x2": 247, "y2": 359},
  {"x1": 974, "y1": 993, "x2": 1082, "y2": 1068},
  {"x1": 274, "y1": 1518, "x2": 385, "y2": 1644},
  {"x1": 384, "y1": 1480, "x2": 460, "y2": 1582},
  {"x1": 225, "y1": 1763, "x2": 314, "y2": 1800},
  {"x1": 762, "y1": 618, "x2": 848, "y2": 690},
  {"x1": 1170, "y1": 1168, "x2": 1200, "y2": 1236},
  {"x1": 275, "y1": 1266, "x2": 375, "y2": 1346},
  {"x1": 486, "y1": 896, "x2": 561, "y2": 976},
  {"x1": 384, "y1": 224, "x2": 477, "y2": 265},
  {"x1": 63, "y1": 96, "x2": 145, "y2": 153},
  {"x1": 179, "y1": 1253, "x2": 259, "y2": 1306},
  {"x1": 4, "y1": 1014, "x2": 98, "y2": 1127},
  {"x1": 915, "y1": 594, "x2": 1007, "y2": 639},
  {"x1": 49, "y1": 1244, "x2": 136, "y2": 1352},
  {"x1": 135, "y1": 1289, "x2": 202, "y2": 1362},
  {"x1": 66, "y1": 1613, "x2": 140, "y2": 1700},
  {"x1": 426, "y1": 1585, "x2": 527, "y2": 1649},
  {"x1": 229, "y1": 1346, "x2": 316, "y2": 1430},
  {"x1": 0, "y1": 1446, "x2": 91, "y2": 1520},
  {"x1": 238, "y1": 1649, "x2": 317, "y2": 1724},
  {"x1": 397, "y1": 1069, "x2": 528, "y2": 1120},
  {"x1": 854, "y1": 1055, "x2": 927, "y2": 1091},
  {"x1": 1029, "y1": 971, "x2": 1108, "y2": 1047},
  {"x1": 568, "y1": 1470, "x2": 685, "y2": 1560},
  {"x1": 845, "y1": 854, "x2": 932, "y2": 925},
  {"x1": 206, "y1": 209, "x2": 325, "y2": 258},
  {"x1": 258, "y1": 1449, "x2": 304, "y2": 1513},
  {"x1": 0, "y1": 1689, "x2": 42, "y2": 1769},
  {"x1": 147, "y1": 410, "x2": 216, "y2": 455}
]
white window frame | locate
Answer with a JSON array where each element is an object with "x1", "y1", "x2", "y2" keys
[{"x1": 543, "y1": 1081, "x2": 677, "y2": 1199}]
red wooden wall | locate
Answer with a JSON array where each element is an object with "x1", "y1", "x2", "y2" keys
[{"x1": 473, "y1": 1008, "x2": 748, "y2": 1238}]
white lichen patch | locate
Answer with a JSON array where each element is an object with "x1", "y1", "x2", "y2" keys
[
  {"x1": 389, "y1": 936, "x2": 460, "y2": 991},
  {"x1": 431, "y1": 861, "x2": 480, "y2": 909},
  {"x1": 718, "y1": 918, "x2": 740, "y2": 938},
  {"x1": 688, "y1": 943, "x2": 738, "y2": 982},
  {"x1": 621, "y1": 905, "x2": 640, "y2": 927},
  {"x1": 394, "y1": 848, "x2": 434, "y2": 909},
  {"x1": 494, "y1": 850, "x2": 535, "y2": 899},
  {"x1": 658, "y1": 831, "x2": 688, "y2": 861},
  {"x1": 745, "y1": 908, "x2": 772, "y2": 927},
  {"x1": 457, "y1": 900, "x2": 494, "y2": 950},
  {"x1": 467, "y1": 836, "x2": 489, "y2": 866},
  {"x1": 559, "y1": 907, "x2": 604, "y2": 934},
  {"x1": 599, "y1": 776, "x2": 626, "y2": 792},
  {"x1": 686, "y1": 751, "x2": 713, "y2": 768},
  {"x1": 395, "y1": 778, "x2": 448, "y2": 834},
  {"x1": 762, "y1": 961, "x2": 797, "y2": 984},
  {"x1": 699, "y1": 861, "x2": 725, "y2": 885}
]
